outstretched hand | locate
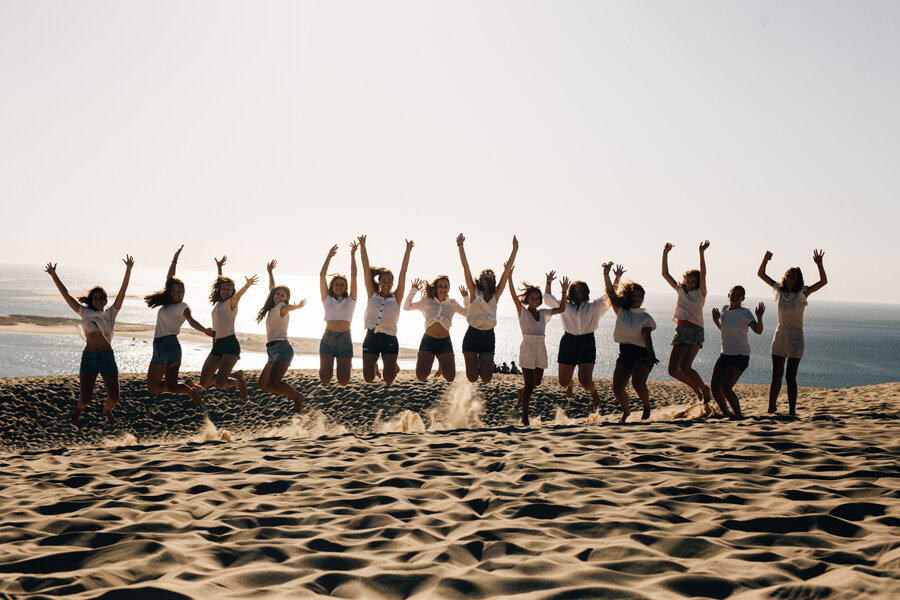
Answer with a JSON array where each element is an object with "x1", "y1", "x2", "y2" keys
[
  {"x1": 545, "y1": 270, "x2": 556, "y2": 283},
  {"x1": 755, "y1": 302, "x2": 766, "y2": 317},
  {"x1": 123, "y1": 255, "x2": 135, "y2": 269},
  {"x1": 405, "y1": 239, "x2": 414, "y2": 251},
  {"x1": 560, "y1": 276, "x2": 570, "y2": 292},
  {"x1": 711, "y1": 307, "x2": 721, "y2": 321},
  {"x1": 602, "y1": 262, "x2": 613, "y2": 274},
  {"x1": 699, "y1": 240, "x2": 710, "y2": 252},
  {"x1": 411, "y1": 278, "x2": 423, "y2": 291},
  {"x1": 614, "y1": 264, "x2": 626, "y2": 279},
  {"x1": 357, "y1": 234, "x2": 367, "y2": 247},
  {"x1": 327, "y1": 244, "x2": 338, "y2": 259},
  {"x1": 215, "y1": 255, "x2": 227, "y2": 269},
  {"x1": 267, "y1": 259, "x2": 277, "y2": 273},
  {"x1": 813, "y1": 249, "x2": 825, "y2": 265},
  {"x1": 44, "y1": 262, "x2": 57, "y2": 276},
  {"x1": 245, "y1": 274, "x2": 259, "y2": 287},
  {"x1": 292, "y1": 299, "x2": 308, "y2": 310},
  {"x1": 349, "y1": 240, "x2": 359, "y2": 254},
  {"x1": 458, "y1": 285, "x2": 468, "y2": 298}
]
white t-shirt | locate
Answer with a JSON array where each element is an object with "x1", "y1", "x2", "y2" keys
[
  {"x1": 518, "y1": 307, "x2": 553, "y2": 336},
  {"x1": 323, "y1": 296, "x2": 355, "y2": 322},
  {"x1": 404, "y1": 290, "x2": 466, "y2": 330},
  {"x1": 266, "y1": 302, "x2": 290, "y2": 342},
  {"x1": 613, "y1": 308, "x2": 656, "y2": 347},
  {"x1": 544, "y1": 293, "x2": 611, "y2": 335},
  {"x1": 718, "y1": 305, "x2": 755, "y2": 355},
  {"x1": 774, "y1": 284, "x2": 808, "y2": 328},
  {"x1": 673, "y1": 286, "x2": 705, "y2": 326},
  {"x1": 465, "y1": 291, "x2": 498, "y2": 330},
  {"x1": 211, "y1": 301, "x2": 237, "y2": 338},
  {"x1": 154, "y1": 302, "x2": 188, "y2": 338},
  {"x1": 364, "y1": 294, "x2": 401, "y2": 336},
  {"x1": 78, "y1": 306, "x2": 118, "y2": 343}
]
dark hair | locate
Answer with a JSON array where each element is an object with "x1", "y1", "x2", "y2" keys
[
  {"x1": 209, "y1": 276, "x2": 236, "y2": 305},
  {"x1": 729, "y1": 285, "x2": 746, "y2": 299},
  {"x1": 567, "y1": 280, "x2": 590, "y2": 304},
  {"x1": 257, "y1": 286, "x2": 290, "y2": 322},
  {"x1": 328, "y1": 275, "x2": 349, "y2": 299},
  {"x1": 473, "y1": 269, "x2": 497, "y2": 298},
  {"x1": 369, "y1": 267, "x2": 393, "y2": 292},
  {"x1": 424, "y1": 276, "x2": 450, "y2": 298},
  {"x1": 781, "y1": 267, "x2": 804, "y2": 293},
  {"x1": 145, "y1": 278, "x2": 184, "y2": 308},
  {"x1": 78, "y1": 286, "x2": 107, "y2": 308},
  {"x1": 517, "y1": 282, "x2": 542, "y2": 305},
  {"x1": 681, "y1": 269, "x2": 700, "y2": 288},
  {"x1": 610, "y1": 281, "x2": 645, "y2": 310}
]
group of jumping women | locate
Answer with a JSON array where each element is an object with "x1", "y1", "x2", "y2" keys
[{"x1": 45, "y1": 236, "x2": 827, "y2": 427}]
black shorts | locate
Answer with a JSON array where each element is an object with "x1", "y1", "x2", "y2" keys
[
  {"x1": 362, "y1": 330, "x2": 400, "y2": 357},
  {"x1": 713, "y1": 353, "x2": 750, "y2": 375},
  {"x1": 462, "y1": 326, "x2": 495, "y2": 355},
  {"x1": 419, "y1": 334, "x2": 453, "y2": 356},
  {"x1": 210, "y1": 334, "x2": 241, "y2": 358},
  {"x1": 615, "y1": 343, "x2": 654, "y2": 371},
  {"x1": 557, "y1": 332, "x2": 596, "y2": 365}
]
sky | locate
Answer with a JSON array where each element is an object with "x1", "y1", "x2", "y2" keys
[{"x1": 1, "y1": 1, "x2": 899, "y2": 302}]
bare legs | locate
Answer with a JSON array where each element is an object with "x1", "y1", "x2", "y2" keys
[
  {"x1": 199, "y1": 354, "x2": 247, "y2": 398},
  {"x1": 558, "y1": 363, "x2": 601, "y2": 406},
  {"x1": 463, "y1": 353, "x2": 495, "y2": 383},
  {"x1": 320, "y1": 354, "x2": 352, "y2": 386},
  {"x1": 769, "y1": 355, "x2": 801, "y2": 416},
  {"x1": 518, "y1": 368, "x2": 544, "y2": 425},
  {"x1": 147, "y1": 363, "x2": 202, "y2": 406},
  {"x1": 416, "y1": 351, "x2": 455, "y2": 382},
  {"x1": 260, "y1": 360, "x2": 303, "y2": 413},
  {"x1": 72, "y1": 371, "x2": 120, "y2": 426},
  {"x1": 363, "y1": 353, "x2": 399, "y2": 385},
  {"x1": 711, "y1": 365, "x2": 744, "y2": 418},
  {"x1": 613, "y1": 363, "x2": 651, "y2": 422},
  {"x1": 668, "y1": 344, "x2": 711, "y2": 402}
]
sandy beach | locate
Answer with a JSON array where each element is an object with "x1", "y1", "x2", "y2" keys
[{"x1": 0, "y1": 371, "x2": 898, "y2": 598}]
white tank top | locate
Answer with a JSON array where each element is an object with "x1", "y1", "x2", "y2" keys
[
  {"x1": 266, "y1": 302, "x2": 289, "y2": 341},
  {"x1": 211, "y1": 301, "x2": 237, "y2": 338},
  {"x1": 323, "y1": 296, "x2": 355, "y2": 322},
  {"x1": 364, "y1": 294, "x2": 401, "y2": 335},
  {"x1": 672, "y1": 287, "x2": 705, "y2": 326},
  {"x1": 154, "y1": 302, "x2": 188, "y2": 338},
  {"x1": 518, "y1": 308, "x2": 553, "y2": 336}
]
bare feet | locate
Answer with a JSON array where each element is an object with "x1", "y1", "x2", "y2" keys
[
  {"x1": 188, "y1": 387, "x2": 202, "y2": 407},
  {"x1": 184, "y1": 378, "x2": 203, "y2": 392},
  {"x1": 234, "y1": 371, "x2": 249, "y2": 399},
  {"x1": 701, "y1": 383, "x2": 712, "y2": 403},
  {"x1": 516, "y1": 388, "x2": 523, "y2": 407},
  {"x1": 103, "y1": 400, "x2": 117, "y2": 425},
  {"x1": 71, "y1": 406, "x2": 83, "y2": 425},
  {"x1": 566, "y1": 381, "x2": 574, "y2": 398},
  {"x1": 374, "y1": 365, "x2": 382, "y2": 380},
  {"x1": 619, "y1": 410, "x2": 630, "y2": 423},
  {"x1": 293, "y1": 394, "x2": 304, "y2": 414},
  {"x1": 434, "y1": 367, "x2": 443, "y2": 379},
  {"x1": 641, "y1": 408, "x2": 651, "y2": 420},
  {"x1": 522, "y1": 413, "x2": 530, "y2": 426}
]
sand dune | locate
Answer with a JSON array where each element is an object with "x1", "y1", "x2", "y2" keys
[{"x1": 0, "y1": 372, "x2": 898, "y2": 599}]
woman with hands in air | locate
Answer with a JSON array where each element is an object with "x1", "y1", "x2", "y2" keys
[
  {"x1": 710, "y1": 287, "x2": 765, "y2": 418},
  {"x1": 319, "y1": 242, "x2": 358, "y2": 386}
]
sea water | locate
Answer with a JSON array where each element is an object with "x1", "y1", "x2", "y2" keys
[{"x1": 1, "y1": 262, "x2": 898, "y2": 389}]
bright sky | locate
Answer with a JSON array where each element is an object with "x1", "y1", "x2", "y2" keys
[{"x1": 2, "y1": 1, "x2": 898, "y2": 302}]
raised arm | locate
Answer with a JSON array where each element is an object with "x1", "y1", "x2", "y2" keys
[
  {"x1": 711, "y1": 307, "x2": 722, "y2": 331},
  {"x1": 281, "y1": 298, "x2": 307, "y2": 317},
  {"x1": 215, "y1": 255, "x2": 227, "y2": 277},
  {"x1": 699, "y1": 240, "x2": 709, "y2": 297},
  {"x1": 806, "y1": 249, "x2": 828, "y2": 295},
  {"x1": 349, "y1": 241, "x2": 359, "y2": 302},
  {"x1": 266, "y1": 259, "x2": 277, "y2": 291},
  {"x1": 44, "y1": 262, "x2": 81, "y2": 314},
  {"x1": 394, "y1": 239, "x2": 414, "y2": 302},
  {"x1": 320, "y1": 245, "x2": 337, "y2": 301},
  {"x1": 750, "y1": 302, "x2": 765, "y2": 334},
  {"x1": 603, "y1": 262, "x2": 620, "y2": 313},
  {"x1": 661, "y1": 243, "x2": 677, "y2": 290},
  {"x1": 551, "y1": 277, "x2": 570, "y2": 315},
  {"x1": 167, "y1": 245, "x2": 184, "y2": 281},
  {"x1": 506, "y1": 266, "x2": 522, "y2": 315},
  {"x1": 403, "y1": 279, "x2": 423, "y2": 311},
  {"x1": 456, "y1": 233, "x2": 476, "y2": 298},
  {"x1": 758, "y1": 251, "x2": 777, "y2": 288},
  {"x1": 113, "y1": 255, "x2": 135, "y2": 311},
  {"x1": 543, "y1": 271, "x2": 560, "y2": 308},
  {"x1": 495, "y1": 235, "x2": 519, "y2": 297},
  {"x1": 230, "y1": 274, "x2": 259, "y2": 310},
  {"x1": 358, "y1": 235, "x2": 373, "y2": 298},
  {"x1": 184, "y1": 307, "x2": 215, "y2": 338}
]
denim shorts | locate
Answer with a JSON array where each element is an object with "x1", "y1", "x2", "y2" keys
[
  {"x1": 80, "y1": 350, "x2": 118, "y2": 376},
  {"x1": 672, "y1": 323, "x2": 705, "y2": 347},
  {"x1": 319, "y1": 329, "x2": 353, "y2": 358},
  {"x1": 151, "y1": 335, "x2": 182, "y2": 365},
  {"x1": 266, "y1": 339, "x2": 294, "y2": 365},
  {"x1": 713, "y1": 353, "x2": 750, "y2": 375},
  {"x1": 362, "y1": 330, "x2": 399, "y2": 357},
  {"x1": 211, "y1": 334, "x2": 241, "y2": 358},
  {"x1": 615, "y1": 343, "x2": 654, "y2": 371},
  {"x1": 419, "y1": 334, "x2": 453, "y2": 356},
  {"x1": 557, "y1": 332, "x2": 596, "y2": 365},
  {"x1": 462, "y1": 326, "x2": 496, "y2": 355}
]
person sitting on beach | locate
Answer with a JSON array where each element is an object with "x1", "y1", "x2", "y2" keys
[
  {"x1": 758, "y1": 249, "x2": 828, "y2": 416},
  {"x1": 319, "y1": 242, "x2": 358, "y2": 386},
  {"x1": 510, "y1": 361, "x2": 521, "y2": 375},
  {"x1": 198, "y1": 255, "x2": 258, "y2": 398},
  {"x1": 604, "y1": 262, "x2": 658, "y2": 422},
  {"x1": 711, "y1": 286, "x2": 765, "y2": 418},
  {"x1": 662, "y1": 241, "x2": 712, "y2": 405},
  {"x1": 257, "y1": 259, "x2": 307, "y2": 413},
  {"x1": 544, "y1": 267, "x2": 622, "y2": 406},
  {"x1": 457, "y1": 233, "x2": 518, "y2": 383},
  {"x1": 145, "y1": 245, "x2": 215, "y2": 407},
  {"x1": 508, "y1": 267, "x2": 569, "y2": 425},
  {"x1": 404, "y1": 275, "x2": 467, "y2": 382},
  {"x1": 500, "y1": 362, "x2": 511, "y2": 374},
  {"x1": 358, "y1": 235, "x2": 413, "y2": 385},
  {"x1": 45, "y1": 255, "x2": 134, "y2": 425}
]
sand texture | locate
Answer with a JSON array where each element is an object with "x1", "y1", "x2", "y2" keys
[{"x1": 1, "y1": 372, "x2": 898, "y2": 599}]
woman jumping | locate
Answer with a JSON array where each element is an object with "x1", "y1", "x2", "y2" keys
[
  {"x1": 710, "y1": 286, "x2": 765, "y2": 417},
  {"x1": 319, "y1": 243, "x2": 358, "y2": 386},
  {"x1": 404, "y1": 275, "x2": 467, "y2": 382}
]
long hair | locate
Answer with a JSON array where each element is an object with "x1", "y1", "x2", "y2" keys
[
  {"x1": 567, "y1": 280, "x2": 590, "y2": 304},
  {"x1": 209, "y1": 276, "x2": 236, "y2": 305},
  {"x1": 610, "y1": 281, "x2": 645, "y2": 310},
  {"x1": 781, "y1": 267, "x2": 804, "y2": 293},
  {"x1": 681, "y1": 269, "x2": 700, "y2": 288},
  {"x1": 369, "y1": 266, "x2": 393, "y2": 292},
  {"x1": 473, "y1": 269, "x2": 496, "y2": 298},
  {"x1": 145, "y1": 278, "x2": 184, "y2": 309},
  {"x1": 424, "y1": 275, "x2": 449, "y2": 299},
  {"x1": 517, "y1": 282, "x2": 542, "y2": 305},
  {"x1": 257, "y1": 286, "x2": 290, "y2": 323},
  {"x1": 328, "y1": 274, "x2": 349, "y2": 299},
  {"x1": 78, "y1": 286, "x2": 107, "y2": 309}
]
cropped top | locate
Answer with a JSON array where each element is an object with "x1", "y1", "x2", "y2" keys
[
  {"x1": 544, "y1": 293, "x2": 611, "y2": 335},
  {"x1": 78, "y1": 306, "x2": 119, "y2": 343},
  {"x1": 404, "y1": 290, "x2": 466, "y2": 331},
  {"x1": 672, "y1": 286, "x2": 705, "y2": 327},
  {"x1": 364, "y1": 293, "x2": 401, "y2": 336},
  {"x1": 323, "y1": 295, "x2": 355, "y2": 322},
  {"x1": 465, "y1": 290, "x2": 498, "y2": 330}
]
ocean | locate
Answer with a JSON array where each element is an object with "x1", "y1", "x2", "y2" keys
[{"x1": 1, "y1": 262, "x2": 898, "y2": 389}]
